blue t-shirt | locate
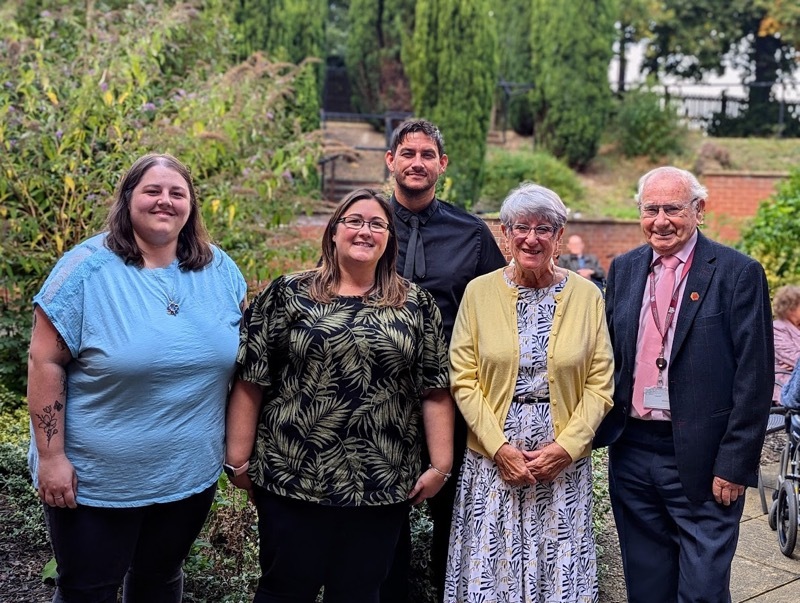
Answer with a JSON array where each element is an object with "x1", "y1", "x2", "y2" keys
[{"x1": 29, "y1": 233, "x2": 247, "y2": 507}]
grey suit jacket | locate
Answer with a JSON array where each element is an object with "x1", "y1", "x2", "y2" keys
[{"x1": 594, "y1": 231, "x2": 774, "y2": 501}]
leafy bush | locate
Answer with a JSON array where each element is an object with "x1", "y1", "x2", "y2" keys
[
  {"x1": 740, "y1": 168, "x2": 800, "y2": 292},
  {"x1": 614, "y1": 86, "x2": 687, "y2": 161},
  {"x1": 478, "y1": 148, "x2": 585, "y2": 213},
  {"x1": 0, "y1": 1, "x2": 322, "y2": 397},
  {"x1": 0, "y1": 404, "x2": 49, "y2": 548}
]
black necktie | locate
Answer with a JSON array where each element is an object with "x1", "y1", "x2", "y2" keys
[{"x1": 403, "y1": 215, "x2": 426, "y2": 280}]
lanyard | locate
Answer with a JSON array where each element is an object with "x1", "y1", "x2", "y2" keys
[{"x1": 648, "y1": 249, "x2": 695, "y2": 374}]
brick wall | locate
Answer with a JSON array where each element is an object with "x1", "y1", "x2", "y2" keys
[{"x1": 702, "y1": 171, "x2": 785, "y2": 244}]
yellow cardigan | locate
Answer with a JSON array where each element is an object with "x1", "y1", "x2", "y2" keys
[{"x1": 449, "y1": 268, "x2": 614, "y2": 462}]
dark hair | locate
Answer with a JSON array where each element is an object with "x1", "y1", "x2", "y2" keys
[
  {"x1": 389, "y1": 119, "x2": 445, "y2": 156},
  {"x1": 105, "y1": 153, "x2": 213, "y2": 270},
  {"x1": 309, "y1": 188, "x2": 408, "y2": 307}
]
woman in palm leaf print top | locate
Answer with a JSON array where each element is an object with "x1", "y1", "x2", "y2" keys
[{"x1": 225, "y1": 189, "x2": 454, "y2": 603}]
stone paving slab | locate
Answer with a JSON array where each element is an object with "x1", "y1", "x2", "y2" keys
[
  {"x1": 743, "y1": 580, "x2": 800, "y2": 602},
  {"x1": 731, "y1": 555, "x2": 799, "y2": 601},
  {"x1": 736, "y1": 518, "x2": 800, "y2": 573}
]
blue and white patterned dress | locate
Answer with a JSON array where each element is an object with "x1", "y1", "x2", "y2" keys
[{"x1": 445, "y1": 273, "x2": 598, "y2": 603}]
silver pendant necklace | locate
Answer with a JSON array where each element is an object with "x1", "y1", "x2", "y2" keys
[{"x1": 154, "y1": 264, "x2": 180, "y2": 316}]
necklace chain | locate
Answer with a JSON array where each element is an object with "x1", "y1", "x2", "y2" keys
[{"x1": 153, "y1": 265, "x2": 180, "y2": 316}]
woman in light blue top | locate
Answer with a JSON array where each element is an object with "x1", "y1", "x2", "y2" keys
[{"x1": 27, "y1": 153, "x2": 246, "y2": 603}]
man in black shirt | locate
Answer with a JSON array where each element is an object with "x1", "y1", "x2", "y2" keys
[{"x1": 381, "y1": 119, "x2": 506, "y2": 603}]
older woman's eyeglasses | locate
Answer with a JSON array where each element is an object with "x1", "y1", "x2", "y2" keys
[
  {"x1": 639, "y1": 200, "x2": 695, "y2": 218},
  {"x1": 337, "y1": 216, "x2": 390, "y2": 233},
  {"x1": 509, "y1": 224, "x2": 557, "y2": 239}
]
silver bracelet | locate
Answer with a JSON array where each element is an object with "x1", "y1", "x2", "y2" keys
[{"x1": 428, "y1": 464, "x2": 452, "y2": 482}]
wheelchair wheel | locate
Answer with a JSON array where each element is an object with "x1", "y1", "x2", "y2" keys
[
  {"x1": 769, "y1": 498, "x2": 778, "y2": 531},
  {"x1": 776, "y1": 480, "x2": 798, "y2": 557}
]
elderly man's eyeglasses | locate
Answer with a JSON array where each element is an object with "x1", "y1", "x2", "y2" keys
[
  {"x1": 337, "y1": 216, "x2": 390, "y2": 233},
  {"x1": 509, "y1": 224, "x2": 558, "y2": 239},
  {"x1": 639, "y1": 201, "x2": 695, "y2": 218}
]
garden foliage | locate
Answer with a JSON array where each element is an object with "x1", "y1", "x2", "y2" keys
[
  {"x1": 345, "y1": 0, "x2": 415, "y2": 117},
  {"x1": 479, "y1": 149, "x2": 585, "y2": 213},
  {"x1": 740, "y1": 169, "x2": 800, "y2": 292},
  {"x1": 232, "y1": 0, "x2": 326, "y2": 131},
  {"x1": 405, "y1": 0, "x2": 498, "y2": 208},
  {"x1": 0, "y1": 0, "x2": 321, "y2": 399},
  {"x1": 494, "y1": 0, "x2": 534, "y2": 135},
  {"x1": 614, "y1": 85, "x2": 687, "y2": 160},
  {"x1": 530, "y1": 0, "x2": 616, "y2": 169}
]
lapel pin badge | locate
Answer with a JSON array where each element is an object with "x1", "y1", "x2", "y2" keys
[{"x1": 690, "y1": 292, "x2": 700, "y2": 301}]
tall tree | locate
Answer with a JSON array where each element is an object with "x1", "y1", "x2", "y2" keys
[
  {"x1": 345, "y1": 0, "x2": 414, "y2": 115},
  {"x1": 530, "y1": 0, "x2": 615, "y2": 169},
  {"x1": 405, "y1": 0, "x2": 498, "y2": 207},
  {"x1": 233, "y1": 0, "x2": 327, "y2": 130},
  {"x1": 614, "y1": 0, "x2": 655, "y2": 94},
  {"x1": 642, "y1": 0, "x2": 799, "y2": 135},
  {"x1": 495, "y1": 0, "x2": 534, "y2": 134}
]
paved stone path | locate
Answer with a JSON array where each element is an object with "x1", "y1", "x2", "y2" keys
[{"x1": 733, "y1": 463, "x2": 800, "y2": 601}]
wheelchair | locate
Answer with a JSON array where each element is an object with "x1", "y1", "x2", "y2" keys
[{"x1": 768, "y1": 407, "x2": 800, "y2": 557}]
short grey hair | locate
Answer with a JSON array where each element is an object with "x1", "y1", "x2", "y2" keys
[
  {"x1": 635, "y1": 166, "x2": 708, "y2": 210},
  {"x1": 499, "y1": 182, "x2": 568, "y2": 230}
]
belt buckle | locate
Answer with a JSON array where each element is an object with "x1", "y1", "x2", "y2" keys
[{"x1": 516, "y1": 394, "x2": 548, "y2": 404}]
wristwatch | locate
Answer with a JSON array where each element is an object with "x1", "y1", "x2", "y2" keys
[{"x1": 223, "y1": 460, "x2": 250, "y2": 478}]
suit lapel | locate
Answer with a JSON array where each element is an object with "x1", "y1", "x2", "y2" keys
[
  {"x1": 620, "y1": 246, "x2": 652, "y2": 365},
  {"x1": 671, "y1": 232, "x2": 715, "y2": 359}
]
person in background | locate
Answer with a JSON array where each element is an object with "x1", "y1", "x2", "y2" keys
[
  {"x1": 445, "y1": 182, "x2": 613, "y2": 602},
  {"x1": 225, "y1": 189, "x2": 454, "y2": 603},
  {"x1": 595, "y1": 166, "x2": 773, "y2": 603},
  {"x1": 381, "y1": 119, "x2": 507, "y2": 603},
  {"x1": 27, "y1": 153, "x2": 247, "y2": 602},
  {"x1": 772, "y1": 284, "x2": 800, "y2": 403},
  {"x1": 557, "y1": 233, "x2": 605, "y2": 289}
]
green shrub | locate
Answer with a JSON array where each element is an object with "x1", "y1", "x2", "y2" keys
[
  {"x1": 478, "y1": 148, "x2": 585, "y2": 213},
  {"x1": 0, "y1": 405, "x2": 49, "y2": 548},
  {"x1": 740, "y1": 168, "x2": 800, "y2": 292},
  {"x1": 0, "y1": 1, "x2": 322, "y2": 397},
  {"x1": 614, "y1": 86, "x2": 687, "y2": 161}
]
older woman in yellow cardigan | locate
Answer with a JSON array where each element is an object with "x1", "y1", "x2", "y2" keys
[{"x1": 444, "y1": 182, "x2": 614, "y2": 603}]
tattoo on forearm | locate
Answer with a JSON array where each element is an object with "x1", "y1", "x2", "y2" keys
[
  {"x1": 56, "y1": 334, "x2": 67, "y2": 352},
  {"x1": 36, "y1": 401, "x2": 63, "y2": 447},
  {"x1": 60, "y1": 374, "x2": 67, "y2": 396}
]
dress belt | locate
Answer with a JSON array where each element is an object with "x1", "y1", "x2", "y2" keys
[{"x1": 513, "y1": 394, "x2": 550, "y2": 404}]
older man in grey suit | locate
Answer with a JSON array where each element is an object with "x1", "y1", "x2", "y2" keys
[{"x1": 595, "y1": 166, "x2": 774, "y2": 603}]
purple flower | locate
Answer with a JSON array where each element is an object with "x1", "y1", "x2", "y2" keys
[
  {"x1": 141, "y1": 102, "x2": 156, "y2": 112},
  {"x1": 266, "y1": 111, "x2": 274, "y2": 120},
  {"x1": 40, "y1": 10, "x2": 51, "y2": 18},
  {"x1": 100, "y1": 82, "x2": 108, "y2": 92},
  {"x1": 56, "y1": 130, "x2": 63, "y2": 140},
  {"x1": 281, "y1": 169, "x2": 294, "y2": 184}
]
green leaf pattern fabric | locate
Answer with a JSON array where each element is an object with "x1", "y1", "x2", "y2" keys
[{"x1": 237, "y1": 272, "x2": 449, "y2": 506}]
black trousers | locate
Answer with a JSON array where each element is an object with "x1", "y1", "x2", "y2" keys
[
  {"x1": 253, "y1": 488, "x2": 406, "y2": 603},
  {"x1": 45, "y1": 483, "x2": 216, "y2": 603}
]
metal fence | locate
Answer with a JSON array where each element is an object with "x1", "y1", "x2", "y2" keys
[{"x1": 659, "y1": 83, "x2": 800, "y2": 132}]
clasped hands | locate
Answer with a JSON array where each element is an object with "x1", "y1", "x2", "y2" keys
[{"x1": 494, "y1": 442, "x2": 573, "y2": 486}]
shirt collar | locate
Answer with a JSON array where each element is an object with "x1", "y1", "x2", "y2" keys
[
  {"x1": 650, "y1": 228, "x2": 698, "y2": 266},
  {"x1": 391, "y1": 194, "x2": 439, "y2": 226}
]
